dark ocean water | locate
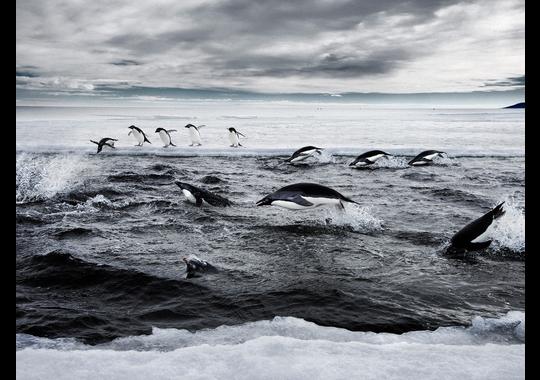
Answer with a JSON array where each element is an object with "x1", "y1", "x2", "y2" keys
[{"x1": 16, "y1": 151, "x2": 524, "y2": 345}]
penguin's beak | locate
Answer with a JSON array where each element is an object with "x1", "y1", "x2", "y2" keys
[{"x1": 256, "y1": 197, "x2": 271, "y2": 206}]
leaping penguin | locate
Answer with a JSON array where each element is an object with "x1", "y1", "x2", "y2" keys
[
  {"x1": 128, "y1": 125, "x2": 152, "y2": 146},
  {"x1": 449, "y1": 202, "x2": 506, "y2": 252},
  {"x1": 90, "y1": 138, "x2": 118, "y2": 153},
  {"x1": 228, "y1": 127, "x2": 246, "y2": 147},
  {"x1": 256, "y1": 183, "x2": 359, "y2": 210},
  {"x1": 185, "y1": 124, "x2": 204, "y2": 146},
  {"x1": 408, "y1": 150, "x2": 446, "y2": 166},
  {"x1": 349, "y1": 150, "x2": 392, "y2": 167},
  {"x1": 286, "y1": 146, "x2": 324, "y2": 163},
  {"x1": 155, "y1": 128, "x2": 177, "y2": 147}
]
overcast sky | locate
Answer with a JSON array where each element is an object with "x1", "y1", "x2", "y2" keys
[{"x1": 16, "y1": 0, "x2": 524, "y2": 97}]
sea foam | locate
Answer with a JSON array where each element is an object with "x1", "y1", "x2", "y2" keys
[{"x1": 16, "y1": 311, "x2": 524, "y2": 380}]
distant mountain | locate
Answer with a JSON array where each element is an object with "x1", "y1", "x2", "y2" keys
[{"x1": 504, "y1": 102, "x2": 525, "y2": 109}]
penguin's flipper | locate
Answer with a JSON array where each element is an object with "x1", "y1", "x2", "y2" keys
[
  {"x1": 288, "y1": 194, "x2": 314, "y2": 207},
  {"x1": 170, "y1": 142, "x2": 176, "y2": 147}
]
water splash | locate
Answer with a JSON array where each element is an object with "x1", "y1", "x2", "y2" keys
[
  {"x1": 16, "y1": 153, "x2": 90, "y2": 203},
  {"x1": 373, "y1": 155, "x2": 408, "y2": 168},
  {"x1": 314, "y1": 149, "x2": 335, "y2": 164},
  {"x1": 322, "y1": 204, "x2": 383, "y2": 232},
  {"x1": 489, "y1": 197, "x2": 525, "y2": 252}
]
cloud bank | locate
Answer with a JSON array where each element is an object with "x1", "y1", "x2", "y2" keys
[{"x1": 16, "y1": 0, "x2": 524, "y2": 97}]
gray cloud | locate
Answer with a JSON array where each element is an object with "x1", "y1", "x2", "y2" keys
[
  {"x1": 483, "y1": 75, "x2": 525, "y2": 87},
  {"x1": 110, "y1": 59, "x2": 143, "y2": 66},
  {"x1": 16, "y1": 0, "x2": 525, "y2": 95}
]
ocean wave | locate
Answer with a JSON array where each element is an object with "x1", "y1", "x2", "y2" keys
[
  {"x1": 16, "y1": 312, "x2": 524, "y2": 380},
  {"x1": 16, "y1": 147, "x2": 524, "y2": 158},
  {"x1": 17, "y1": 250, "x2": 191, "y2": 293},
  {"x1": 257, "y1": 205, "x2": 383, "y2": 234},
  {"x1": 16, "y1": 153, "x2": 92, "y2": 203}
]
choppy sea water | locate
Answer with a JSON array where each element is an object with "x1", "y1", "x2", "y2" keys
[{"x1": 16, "y1": 103, "x2": 524, "y2": 379}]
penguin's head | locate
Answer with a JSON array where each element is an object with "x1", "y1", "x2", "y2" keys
[
  {"x1": 185, "y1": 124, "x2": 195, "y2": 129},
  {"x1": 228, "y1": 127, "x2": 236, "y2": 133},
  {"x1": 155, "y1": 128, "x2": 164, "y2": 133},
  {"x1": 256, "y1": 195, "x2": 273, "y2": 206},
  {"x1": 174, "y1": 181, "x2": 194, "y2": 192},
  {"x1": 128, "y1": 125, "x2": 136, "y2": 129}
]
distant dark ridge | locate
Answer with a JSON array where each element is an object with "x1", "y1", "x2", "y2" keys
[{"x1": 504, "y1": 102, "x2": 525, "y2": 109}]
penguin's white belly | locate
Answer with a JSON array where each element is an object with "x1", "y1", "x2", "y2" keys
[
  {"x1": 368, "y1": 154, "x2": 385, "y2": 162},
  {"x1": 271, "y1": 196, "x2": 340, "y2": 210},
  {"x1": 182, "y1": 189, "x2": 197, "y2": 204},
  {"x1": 131, "y1": 130, "x2": 144, "y2": 144},
  {"x1": 353, "y1": 161, "x2": 369, "y2": 166},
  {"x1": 229, "y1": 133, "x2": 239, "y2": 146},
  {"x1": 471, "y1": 222, "x2": 496, "y2": 243},
  {"x1": 290, "y1": 151, "x2": 316, "y2": 163},
  {"x1": 271, "y1": 200, "x2": 316, "y2": 210},
  {"x1": 189, "y1": 128, "x2": 201, "y2": 144},
  {"x1": 158, "y1": 131, "x2": 170, "y2": 146},
  {"x1": 411, "y1": 160, "x2": 429, "y2": 166},
  {"x1": 423, "y1": 153, "x2": 439, "y2": 161},
  {"x1": 303, "y1": 197, "x2": 341, "y2": 206}
]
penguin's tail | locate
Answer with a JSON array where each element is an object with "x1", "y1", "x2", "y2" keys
[
  {"x1": 341, "y1": 196, "x2": 360, "y2": 205},
  {"x1": 492, "y1": 202, "x2": 506, "y2": 219}
]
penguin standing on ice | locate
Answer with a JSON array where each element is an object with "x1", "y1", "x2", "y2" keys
[
  {"x1": 90, "y1": 138, "x2": 117, "y2": 153},
  {"x1": 228, "y1": 127, "x2": 246, "y2": 147},
  {"x1": 155, "y1": 128, "x2": 177, "y2": 147},
  {"x1": 184, "y1": 124, "x2": 204, "y2": 146},
  {"x1": 128, "y1": 125, "x2": 151, "y2": 146}
]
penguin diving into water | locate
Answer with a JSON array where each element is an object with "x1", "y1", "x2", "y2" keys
[
  {"x1": 175, "y1": 181, "x2": 233, "y2": 207},
  {"x1": 448, "y1": 202, "x2": 506, "y2": 253},
  {"x1": 256, "y1": 183, "x2": 359, "y2": 210},
  {"x1": 90, "y1": 138, "x2": 118, "y2": 153},
  {"x1": 128, "y1": 125, "x2": 152, "y2": 146},
  {"x1": 155, "y1": 128, "x2": 177, "y2": 147}
]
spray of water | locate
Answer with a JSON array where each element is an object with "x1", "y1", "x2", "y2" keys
[
  {"x1": 489, "y1": 197, "x2": 525, "y2": 252},
  {"x1": 16, "y1": 153, "x2": 90, "y2": 203}
]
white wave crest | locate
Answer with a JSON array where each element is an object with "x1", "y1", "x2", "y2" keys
[
  {"x1": 16, "y1": 312, "x2": 524, "y2": 380},
  {"x1": 16, "y1": 153, "x2": 90, "y2": 203}
]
